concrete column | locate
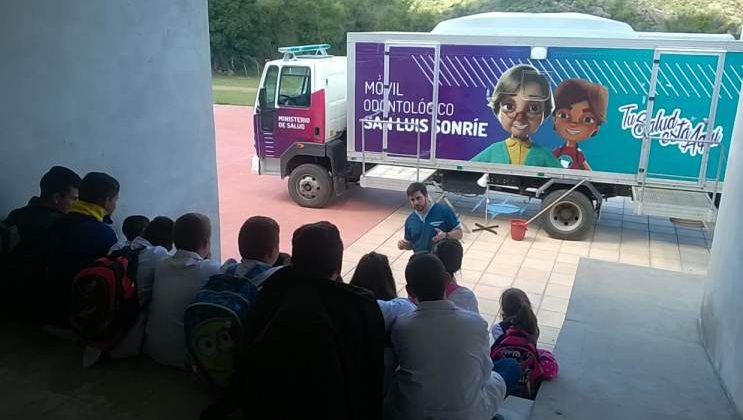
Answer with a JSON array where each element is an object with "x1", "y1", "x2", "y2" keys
[
  {"x1": 0, "y1": 0, "x2": 220, "y2": 257},
  {"x1": 701, "y1": 84, "x2": 743, "y2": 414}
]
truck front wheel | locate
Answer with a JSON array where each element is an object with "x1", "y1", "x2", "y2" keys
[
  {"x1": 540, "y1": 189, "x2": 594, "y2": 240},
  {"x1": 288, "y1": 163, "x2": 334, "y2": 208}
]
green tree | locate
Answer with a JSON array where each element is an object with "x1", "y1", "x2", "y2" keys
[
  {"x1": 207, "y1": 0, "x2": 742, "y2": 73},
  {"x1": 208, "y1": 0, "x2": 438, "y2": 72}
]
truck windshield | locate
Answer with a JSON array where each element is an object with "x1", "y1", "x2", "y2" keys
[{"x1": 278, "y1": 66, "x2": 311, "y2": 107}]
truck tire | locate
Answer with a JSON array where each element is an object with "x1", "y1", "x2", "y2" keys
[
  {"x1": 540, "y1": 189, "x2": 594, "y2": 240},
  {"x1": 288, "y1": 163, "x2": 334, "y2": 208}
]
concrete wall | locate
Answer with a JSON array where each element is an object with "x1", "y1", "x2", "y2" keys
[
  {"x1": 701, "y1": 85, "x2": 743, "y2": 416},
  {"x1": 0, "y1": 0, "x2": 220, "y2": 257}
]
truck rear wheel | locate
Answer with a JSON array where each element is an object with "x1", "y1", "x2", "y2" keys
[
  {"x1": 288, "y1": 163, "x2": 334, "y2": 208},
  {"x1": 540, "y1": 189, "x2": 594, "y2": 240}
]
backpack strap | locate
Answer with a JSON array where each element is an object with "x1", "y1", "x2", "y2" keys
[
  {"x1": 223, "y1": 262, "x2": 275, "y2": 288},
  {"x1": 250, "y1": 266, "x2": 281, "y2": 289},
  {"x1": 109, "y1": 246, "x2": 145, "y2": 283},
  {"x1": 505, "y1": 325, "x2": 530, "y2": 338},
  {"x1": 225, "y1": 263, "x2": 239, "y2": 277},
  {"x1": 445, "y1": 281, "x2": 460, "y2": 297},
  {"x1": 499, "y1": 326, "x2": 539, "y2": 351},
  {"x1": 493, "y1": 320, "x2": 514, "y2": 346}
]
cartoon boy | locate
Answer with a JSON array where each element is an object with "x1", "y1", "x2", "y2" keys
[
  {"x1": 552, "y1": 79, "x2": 609, "y2": 170},
  {"x1": 472, "y1": 64, "x2": 561, "y2": 168}
]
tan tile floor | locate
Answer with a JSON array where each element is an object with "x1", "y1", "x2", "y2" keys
[{"x1": 341, "y1": 192, "x2": 713, "y2": 352}]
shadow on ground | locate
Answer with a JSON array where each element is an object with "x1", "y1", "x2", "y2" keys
[{"x1": 0, "y1": 322, "x2": 214, "y2": 420}]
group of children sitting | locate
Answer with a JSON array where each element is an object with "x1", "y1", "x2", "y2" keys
[
  {"x1": 1, "y1": 165, "x2": 558, "y2": 420},
  {"x1": 350, "y1": 240, "x2": 559, "y2": 404}
]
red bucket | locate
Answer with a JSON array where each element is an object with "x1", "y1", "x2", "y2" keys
[{"x1": 510, "y1": 219, "x2": 528, "y2": 241}]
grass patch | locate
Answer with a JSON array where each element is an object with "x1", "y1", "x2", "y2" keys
[{"x1": 212, "y1": 74, "x2": 260, "y2": 106}]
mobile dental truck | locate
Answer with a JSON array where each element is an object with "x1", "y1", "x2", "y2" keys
[{"x1": 251, "y1": 12, "x2": 743, "y2": 240}]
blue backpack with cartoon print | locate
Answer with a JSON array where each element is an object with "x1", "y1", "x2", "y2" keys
[{"x1": 183, "y1": 265, "x2": 264, "y2": 388}]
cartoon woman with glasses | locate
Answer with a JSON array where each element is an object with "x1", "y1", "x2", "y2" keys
[
  {"x1": 551, "y1": 79, "x2": 609, "y2": 170},
  {"x1": 472, "y1": 65, "x2": 561, "y2": 168}
]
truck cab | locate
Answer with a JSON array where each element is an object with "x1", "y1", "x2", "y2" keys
[{"x1": 253, "y1": 44, "x2": 348, "y2": 207}]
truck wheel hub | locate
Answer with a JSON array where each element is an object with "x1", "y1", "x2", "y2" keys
[
  {"x1": 549, "y1": 201, "x2": 583, "y2": 232},
  {"x1": 298, "y1": 175, "x2": 319, "y2": 199}
]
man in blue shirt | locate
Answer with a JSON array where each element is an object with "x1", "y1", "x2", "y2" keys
[{"x1": 397, "y1": 183, "x2": 462, "y2": 253}]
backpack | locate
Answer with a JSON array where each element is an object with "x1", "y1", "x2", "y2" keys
[
  {"x1": 69, "y1": 247, "x2": 143, "y2": 350},
  {"x1": 490, "y1": 325, "x2": 544, "y2": 399},
  {"x1": 184, "y1": 265, "x2": 261, "y2": 388}
]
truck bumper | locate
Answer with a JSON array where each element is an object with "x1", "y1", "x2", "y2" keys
[{"x1": 251, "y1": 155, "x2": 260, "y2": 175}]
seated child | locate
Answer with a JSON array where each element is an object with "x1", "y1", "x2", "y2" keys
[
  {"x1": 221, "y1": 216, "x2": 284, "y2": 288},
  {"x1": 83, "y1": 216, "x2": 176, "y2": 366},
  {"x1": 490, "y1": 288, "x2": 559, "y2": 399},
  {"x1": 432, "y1": 239, "x2": 480, "y2": 313},
  {"x1": 350, "y1": 251, "x2": 416, "y2": 329},
  {"x1": 110, "y1": 215, "x2": 149, "y2": 253},
  {"x1": 385, "y1": 253, "x2": 518, "y2": 420},
  {"x1": 350, "y1": 252, "x2": 415, "y2": 395},
  {"x1": 146, "y1": 213, "x2": 221, "y2": 369},
  {"x1": 44, "y1": 172, "x2": 120, "y2": 329},
  {"x1": 349, "y1": 253, "x2": 396, "y2": 301}
]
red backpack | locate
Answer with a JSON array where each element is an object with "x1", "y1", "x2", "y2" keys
[
  {"x1": 490, "y1": 325, "x2": 544, "y2": 399},
  {"x1": 69, "y1": 247, "x2": 143, "y2": 350}
]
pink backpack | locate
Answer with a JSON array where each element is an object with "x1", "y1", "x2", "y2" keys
[{"x1": 490, "y1": 326, "x2": 559, "y2": 399}]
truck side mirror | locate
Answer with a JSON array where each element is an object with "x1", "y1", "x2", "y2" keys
[{"x1": 258, "y1": 87, "x2": 267, "y2": 109}]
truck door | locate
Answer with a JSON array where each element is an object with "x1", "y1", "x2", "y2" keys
[
  {"x1": 637, "y1": 50, "x2": 726, "y2": 188},
  {"x1": 255, "y1": 65, "x2": 279, "y2": 158},
  {"x1": 383, "y1": 43, "x2": 441, "y2": 162},
  {"x1": 255, "y1": 64, "x2": 319, "y2": 159},
  {"x1": 275, "y1": 65, "x2": 321, "y2": 149}
]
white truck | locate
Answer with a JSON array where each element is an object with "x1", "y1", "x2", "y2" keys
[{"x1": 251, "y1": 12, "x2": 743, "y2": 240}]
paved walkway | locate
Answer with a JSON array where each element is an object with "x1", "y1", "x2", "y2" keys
[{"x1": 341, "y1": 192, "x2": 713, "y2": 352}]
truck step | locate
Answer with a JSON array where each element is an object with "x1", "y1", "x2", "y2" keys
[
  {"x1": 360, "y1": 165, "x2": 437, "y2": 192},
  {"x1": 631, "y1": 187, "x2": 717, "y2": 223}
]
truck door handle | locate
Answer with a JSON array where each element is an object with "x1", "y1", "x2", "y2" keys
[{"x1": 314, "y1": 127, "x2": 321, "y2": 136}]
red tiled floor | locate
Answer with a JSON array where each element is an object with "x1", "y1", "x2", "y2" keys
[{"x1": 214, "y1": 105, "x2": 404, "y2": 260}]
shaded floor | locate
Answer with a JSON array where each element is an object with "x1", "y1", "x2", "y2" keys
[
  {"x1": 531, "y1": 259, "x2": 739, "y2": 420},
  {"x1": 0, "y1": 323, "x2": 213, "y2": 420}
]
